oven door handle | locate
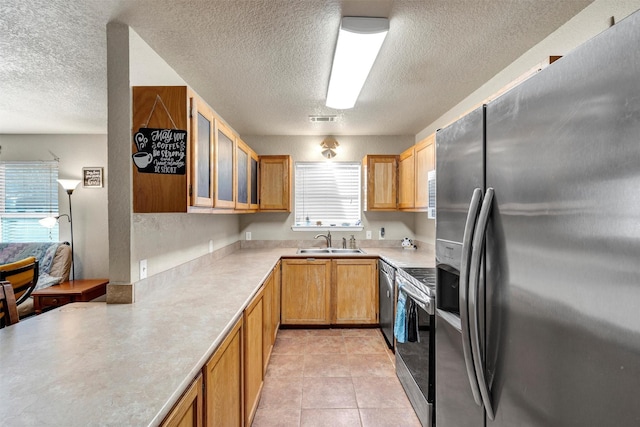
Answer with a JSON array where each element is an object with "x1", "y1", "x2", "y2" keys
[
  {"x1": 460, "y1": 187, "x2": 484, "y2": 406},
  {"x1": 469, "y1": 187, "x2": 495, "y2": 420},
  {"x1": 396, "y1": 276, "x2": 432, "y2": 314}
]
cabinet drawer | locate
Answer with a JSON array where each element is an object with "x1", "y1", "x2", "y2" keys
[{"x1": 38, "y1": 295, "x2": 73, "y2": 308}]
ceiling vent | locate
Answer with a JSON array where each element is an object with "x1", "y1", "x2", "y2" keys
[{"x1": 309, "y1": 115, "x2": 337, "y2": 123}]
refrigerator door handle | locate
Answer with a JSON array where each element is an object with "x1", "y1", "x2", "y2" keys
[
  {"x1": 469, "y1": 187, "x2": 495, "y2": 420},
  {"x1": 459, "y1": 187, "x2": 484, "y2": 406}
]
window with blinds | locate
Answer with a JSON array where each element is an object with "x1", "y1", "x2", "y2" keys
[
  {"x1": 0, "y1": 161, "x2": 59, "y2": 242},
  {"x1": 294, "y1": 162, "x2": 361, "y2": 229}
]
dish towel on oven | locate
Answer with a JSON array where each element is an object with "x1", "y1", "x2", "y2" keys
[{"x1": 394, "y1": 288, "x2": 407, "y2": 343}]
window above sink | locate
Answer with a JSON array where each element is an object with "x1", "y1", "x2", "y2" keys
[{"x1": 292, "y1": 162, "x2": 363, "y2": 231}]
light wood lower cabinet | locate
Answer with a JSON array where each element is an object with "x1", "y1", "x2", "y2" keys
[
  {"x1": 332, "y1": 259, "x2": 378, "y2": 324},
  {"x1": 161, "y1": 374, "x2": 203, "y2": 427},
  {"x1": 244, "y1": 286, "x2": 264, "y2": 426},
  {"x1": 163, "y1": 265, "x2": 282, "y2": 427},
  {"x1": 203, "y1": 318, "x2": 242, "y2": 427},
  {"x1": 272, "y1": 261, "x2": 281, "y2": 339},
  {"x1": 160, "y1": 257, "x2": 378, "y2": 427},
  {"x1": 282, "y1": 258, "x2": 378, "y2": 326},
  {"x1": 261, "y1": 261, "x2": 281, "y2": 376},
  {"x1": 262, "y1": 269, "x2": 274, "y2": 375},
  {"x1": 281, "y1": 259, "x2": 332, "y2": 325}
]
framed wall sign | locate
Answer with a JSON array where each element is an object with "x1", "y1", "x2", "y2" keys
[{"x1": 83, "y1": 167, "x2": 104, "y2": 188}]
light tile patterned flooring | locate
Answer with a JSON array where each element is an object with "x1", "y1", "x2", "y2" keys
[{"x1": 252, "y1": 328, "x2": 421, "y2": 427}]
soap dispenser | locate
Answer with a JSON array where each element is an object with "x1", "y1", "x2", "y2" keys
[{"x1": 349, "y1": 235, "x2": 356, "y2": 249}]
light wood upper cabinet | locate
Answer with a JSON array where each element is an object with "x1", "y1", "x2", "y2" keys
[
  {"x1": 215, "y1": 120, "x2": 236, "y2": 208},
  {"x1": 281, "y1": 259, "x2": 331, "y2": 325},
  {"x1": 259, "y1": 155, "x2": 292, "y2": 212},
  {"x1": 190, "y1": 96, "x2": 215, "y2": 208},
  {"x1": 235, "y1": 137, "x2": 250, "y2": 210},
  {"x1": 132, "y1": 86, "x2": 190, "y2": 213},
  {"x1": 332, "y1": 259, "x2": 378, "y2": 324},
  {"x1": 133, "y1": 86, "x2": 293, "y2": 215},
  {"x1": 243, "y1": 286, "x2": 264, "y2": 426},
  {"x1": 414, "y1": 134, "x2": 435, "y2": 210},
  {"x1": 362, "y1": 155, "x2": 398, "y2": 211},
  {"x1": 398, "y1": 133, "x2": 435, "y2": 211},
  {"x1": 203, "y1": 318, "x2": 242, "y2": 427},
  {"x1": 249, "y1": 149, "x2": 259, "y2": 211},
  {"x1": 398, "y1": 146, "x2": 415, "y2": 210},
  {"x1": 161, "y1": 373, "x2": 203, "y2": 427}
]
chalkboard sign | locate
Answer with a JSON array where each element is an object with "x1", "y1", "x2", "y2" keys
[{"x1": 132, "y1": 127, "x2": 187, "y2": 175}]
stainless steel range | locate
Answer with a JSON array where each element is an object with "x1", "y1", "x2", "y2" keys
[{"x1": 395, "y1": 267, "x2": 436, "y2": 427}]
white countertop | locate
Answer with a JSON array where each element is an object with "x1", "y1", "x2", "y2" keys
[{"x1": 0, "y1": 246, "x2": 433, "y2": 426}]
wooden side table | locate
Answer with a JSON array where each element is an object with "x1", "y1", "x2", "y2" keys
[{"x1": 32, "y1": 279, "x2": 109, "y2": 314}]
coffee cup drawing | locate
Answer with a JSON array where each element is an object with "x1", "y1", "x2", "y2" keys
[{"x1": 133, "y1": 151, "x2": 153, "y2": 169}]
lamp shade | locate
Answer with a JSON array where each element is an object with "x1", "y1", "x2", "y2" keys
[
  {"x1": 57, "y1": 179, "x2": 81, "y2": 192},
  {"x1": 326, "y1": 17, "x2": 389, "y2": 109},
  {"x1": 38, "y1": 216, "x2": 58, "y2": 228}
]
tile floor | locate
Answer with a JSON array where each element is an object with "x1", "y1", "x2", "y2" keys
[{"x1": 252, "y1": 328, "x2": 421, "y2": 427}]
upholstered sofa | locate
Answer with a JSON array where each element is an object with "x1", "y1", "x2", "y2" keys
[{"x1": 0, "y1": 242, "x2": 72, "y2": 317}]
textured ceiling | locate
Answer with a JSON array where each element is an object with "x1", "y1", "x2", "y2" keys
[{"x1": 0, "y1": 0, "x2": 594, "y2": 136}]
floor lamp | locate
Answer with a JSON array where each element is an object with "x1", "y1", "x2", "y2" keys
[{"x1": 57, "y1": 179, "x2": 81, "y2": 281}]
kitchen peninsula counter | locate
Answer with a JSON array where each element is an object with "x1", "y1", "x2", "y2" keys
[{"x1": 0, "y1": 245, "x2": 433, "y2": 426}]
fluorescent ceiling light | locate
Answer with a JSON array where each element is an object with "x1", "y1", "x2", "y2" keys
[{"x1": 326, "y1": 17, "x2": 389, "y2": 110}]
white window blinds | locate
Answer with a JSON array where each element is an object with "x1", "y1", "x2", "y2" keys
[
  {"x1": 0, "y1": 161, "x2": 59, "y2": 242},
  {"x1": 294, "y1": 162, "x2": 361, "y2": 227}
]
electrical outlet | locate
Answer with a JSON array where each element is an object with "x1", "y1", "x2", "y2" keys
[
  {"x1": 366, "y1": 230, "x2": 372, "y2": 239},
  {"x1": 379, "y1": 227, "x2": 385, "y2": 240},
  {"x1": 246, "y1": 231, "x2": 252, "y2": 241},
  {"x1": 139, "y1": 259, "x2": 147, "y2": 279},
  {"x1": 208, "y1": 240, "x2": 214, "y2": 253}
]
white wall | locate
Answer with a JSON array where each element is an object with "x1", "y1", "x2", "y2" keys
[
  {"x1": 242, "y1": 135, "x2": 417, "y2": 244},
  {"x1": 414, "y1": 212, "x2": 435, "y2": 246},
  {"x1": 0, "y1": 134, "x2": 109, "y2": 279}
]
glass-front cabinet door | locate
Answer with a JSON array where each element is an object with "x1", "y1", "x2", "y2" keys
[
  {"x1": 190, "y1": 97, "x2": 214, "y2": 207},
  {"x1": 235, "y1": 137, "x2": 250, "y2": 210},
  {"x1": 215, "y1": 120, "x2": 235, "y2": 208}
]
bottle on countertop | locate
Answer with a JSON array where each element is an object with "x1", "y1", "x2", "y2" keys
[{"x1": 349, "y1": 235, "x2": 356, "y2": 249}]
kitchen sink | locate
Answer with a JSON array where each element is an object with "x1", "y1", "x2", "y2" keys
[{"x1": 297, "y1": 248, "x2": 365, "y2": 254}]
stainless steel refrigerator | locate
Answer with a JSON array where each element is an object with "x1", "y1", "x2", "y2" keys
[{"x1": 435, "y1": 9, "x2": 640, "y2": 426}]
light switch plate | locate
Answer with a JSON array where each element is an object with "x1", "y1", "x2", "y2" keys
[
  {"x1": 366, "y1": 230, "x2": 372, "y2": 239},
  {"x1": 246, "y1": 231, "x2": 252, "y2": 241},
  {"x1": 139, "y1": 259, "x2": 147, "y2": 279}
]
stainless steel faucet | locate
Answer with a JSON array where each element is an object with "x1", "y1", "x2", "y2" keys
[{"x1": 314, "y1": 230, "x2": 332, "y2": 248}]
